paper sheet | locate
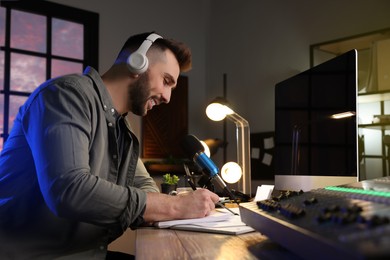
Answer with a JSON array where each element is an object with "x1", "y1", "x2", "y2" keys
[
  {"x1": 155, "y1": 208, "x2": 232, "y2": 228},
  {"x1": 254, "y1": 185, "x2": 274, "y2": 202},
  {"x1": 154, "y1": 208, "x2": 255, "y2": 235}
]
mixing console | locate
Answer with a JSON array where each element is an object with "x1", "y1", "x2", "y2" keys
[{"x1": 239, "y1": 177, "x2": 390, "y2": 259}]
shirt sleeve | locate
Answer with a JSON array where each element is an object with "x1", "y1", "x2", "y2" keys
[{"x1": 133, "y1": 158, "x2": 160, "y2": 193}]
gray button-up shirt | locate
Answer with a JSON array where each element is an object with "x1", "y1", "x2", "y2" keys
[{"x1": 0, "y1": 67, "x2": 159, "y2": 259}]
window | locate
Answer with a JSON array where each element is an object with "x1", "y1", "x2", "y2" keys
[{"x1": 0, "y1": 1, "x2": 98, "y2": 150}]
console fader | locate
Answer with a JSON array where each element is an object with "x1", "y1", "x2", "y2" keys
[{"x1": 239, "y1": 177, "x2": 390, "y2": 259}]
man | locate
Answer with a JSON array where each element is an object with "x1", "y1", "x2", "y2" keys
[{"x1": 0, "y1": 32, "x2": 220, "y2": 259}]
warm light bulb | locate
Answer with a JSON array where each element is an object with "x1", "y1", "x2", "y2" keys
[
  {"x1": 200, "y1": 140, "x2": 211, "y2": 157},
  {"x1": 206, "y1": 103, "x2": 234, "y2": 121},
  {"x1": 221, "y1": 162, "x2": 242, "y2": 184}
]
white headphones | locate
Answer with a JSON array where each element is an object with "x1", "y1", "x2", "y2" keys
[{"x1": 127, "y1": 33, "x2": 163, "y2": 74}]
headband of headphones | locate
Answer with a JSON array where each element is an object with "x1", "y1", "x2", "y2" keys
[{"x1": 127, "y1": 33, "x2": 163, "y2": 74}]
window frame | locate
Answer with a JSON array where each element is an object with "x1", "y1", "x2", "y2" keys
[{"x1": 0, "y1": 0, "x2": 99, "y2": 146}]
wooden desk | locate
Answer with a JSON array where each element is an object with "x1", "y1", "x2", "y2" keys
[{"x1": 136, "y1": 228, "x2": 298, "y2": 259}]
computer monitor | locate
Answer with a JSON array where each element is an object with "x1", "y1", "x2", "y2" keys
[{"x1": 274, "y1": 49, "x2": 359, "y2": 191}]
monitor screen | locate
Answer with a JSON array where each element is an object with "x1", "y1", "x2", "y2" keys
[{"x1": 274, "y1": 49, "x2": 358, "y2": 191}]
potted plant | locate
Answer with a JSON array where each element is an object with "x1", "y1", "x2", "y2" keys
[{"x1": 161, "y1": 173, "x2": 180, "y2": 194}]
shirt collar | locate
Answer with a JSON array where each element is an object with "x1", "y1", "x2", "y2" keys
[{"x1": 83, "y1": 66, "x2": 119, "y2": 119}]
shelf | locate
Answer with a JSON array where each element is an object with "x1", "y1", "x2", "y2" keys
[
  {"x1": 359, "y1": 123, "x2": 390, "y2": 130},
  {"x1": 362, "y1": 154, "x2": 386, "y2": 159},
  {"x1": 358, "y1": 90, "x2": 390, "y2": 103}
]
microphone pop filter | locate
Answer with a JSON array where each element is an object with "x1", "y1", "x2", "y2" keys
[{"x1": 181, "y1": 134, "x2": 205, "y2": 159}]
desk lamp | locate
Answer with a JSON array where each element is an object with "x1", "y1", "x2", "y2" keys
[{"x1": 206, "y1": 97, "x2": 251, "y2": 196}]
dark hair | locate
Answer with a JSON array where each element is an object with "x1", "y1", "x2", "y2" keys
[{"x1": 120, "y1": 32, "x2": 192, "y2": 72}]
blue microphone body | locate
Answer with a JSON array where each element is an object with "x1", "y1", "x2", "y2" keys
[
  {"x1": 193, "y1": 152, "x2": 228, "y2": 190},
  {"x1": 195, "y1": 152, "x2": 219, "y2": 178}
]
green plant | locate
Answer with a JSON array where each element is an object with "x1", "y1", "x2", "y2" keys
[{"x1": 162, "y1": 173, "x2": 180, "y2": 185}]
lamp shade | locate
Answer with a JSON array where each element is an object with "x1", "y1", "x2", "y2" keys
[
  {"x1": 202, "y1": 138, "x2": 226, "y2": 156},
  {"x1": 206, "y1": 97, "x2": 234, "y2": 121}
]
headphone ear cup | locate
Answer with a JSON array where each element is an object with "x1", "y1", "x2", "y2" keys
[
  {"x1": 127, "y1": 51, "x2": 149, "y2": 74},
  {"x1": 127, "y1": 33, "x2": 163, "y2": 75}
]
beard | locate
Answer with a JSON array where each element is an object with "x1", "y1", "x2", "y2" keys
[{"x1": 129, "y1": 72, "x2": 151, "y2": 116}]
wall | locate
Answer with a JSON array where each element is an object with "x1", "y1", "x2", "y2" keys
[
  {"x1": 48, "y1": 0, "x2": 390, "y2": 173},
  {"x1": 49, "y1": 0, "x2": 211, "y2": 140},
  {"x1": 205, "y1": 0, "x2": 390, "y2": 167}
]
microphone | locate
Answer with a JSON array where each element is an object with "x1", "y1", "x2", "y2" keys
[{"x1": 181, "y1": 134, "x2": 237, "y2": 202}]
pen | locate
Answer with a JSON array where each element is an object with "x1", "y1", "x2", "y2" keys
[
  {"x1": 186, "y1": 176, "x2": 197, "y2": 191},
  {"x1": 216, "y1": 201, "x2": 239, "y2": 216},
  {"x1": 184, "y1": 164, "x2": 198, "y2": 190},
  {"x1": 184, "y1": 164, "x2": 239, "y2": 216}
]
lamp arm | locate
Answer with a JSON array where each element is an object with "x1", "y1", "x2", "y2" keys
[{"x1": 226, "y1": 112, "x2": 251, "y2": 196}]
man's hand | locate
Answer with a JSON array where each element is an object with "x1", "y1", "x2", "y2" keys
[
  {"x1": 143, "y1": 188, "x2": 220, "y2": 222},
  {"x1": 175, "y1": 188, "x2": 220, "y2": 218}
]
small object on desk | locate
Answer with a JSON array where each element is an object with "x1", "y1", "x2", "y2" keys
[{"x1": 224, "y1": 202, "x2": 239, "y2": 208}]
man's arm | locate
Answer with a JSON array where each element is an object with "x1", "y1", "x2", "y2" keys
[{"x1": 133, "y1": 158, "x2": 159, "y2": 193}]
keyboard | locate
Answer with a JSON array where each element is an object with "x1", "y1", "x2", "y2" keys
[{"x1": 239, "y1": 177, "x2": 390, "y2": 259}]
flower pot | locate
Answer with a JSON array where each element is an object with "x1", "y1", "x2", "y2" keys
[{"x1": 161, "y1": 183, "x2": 177, "y2": 195}]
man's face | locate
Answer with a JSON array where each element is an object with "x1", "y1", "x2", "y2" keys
[{"x1": 129, "y1": 49, "x2": 180, "y2": 116}]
